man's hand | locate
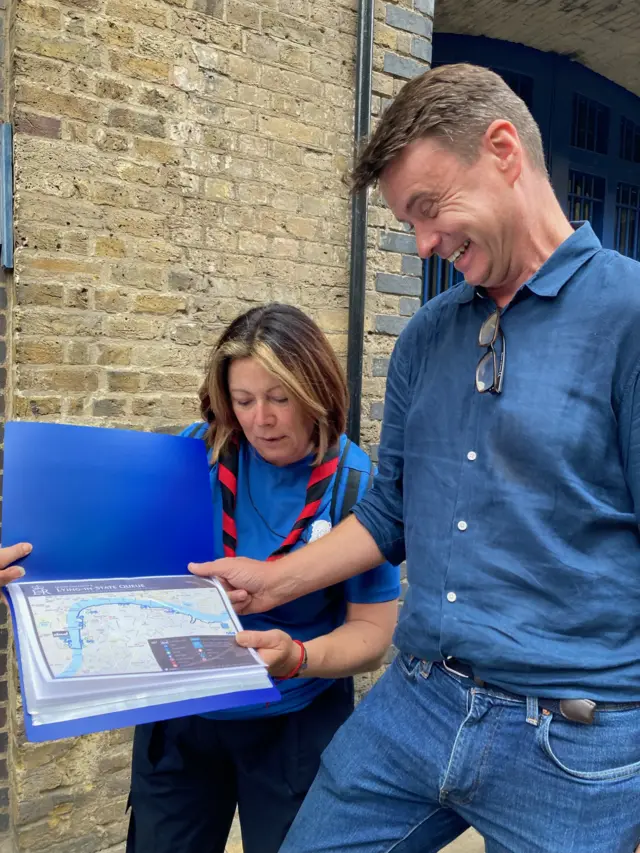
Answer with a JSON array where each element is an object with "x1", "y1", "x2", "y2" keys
[
  {"x1": 189, "y1": 557, "x2": 280, "y2": 614},
  {"x1": 190, "y1": 518, "x2": 385, "y2": 615},
  {"x1": 0, "y1": 543, "x2": 31, "y2": 587},
  {"x1": 236, "y1": 629, "x2": 300, "y2": 678}
]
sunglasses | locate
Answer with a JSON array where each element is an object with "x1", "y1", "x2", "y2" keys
[{"x1": 476, "y1": 310, "x2": 506, "y2": 394}]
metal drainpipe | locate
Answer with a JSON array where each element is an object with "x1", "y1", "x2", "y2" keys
[{"x1": 346, "y1": 0, "x2": 375, "y2": 443}]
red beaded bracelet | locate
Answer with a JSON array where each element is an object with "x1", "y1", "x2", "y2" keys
[{"x1": 280, "y1": 639, "x2": 306, "y2": 681}]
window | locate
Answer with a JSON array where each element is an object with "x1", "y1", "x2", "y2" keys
[
  {"x1": 491, "y1": 68, "x2": 534, "y2": 110},
  {"x1": 567, "y1": 171, "x2": 605, "y2": 238},
  {"x1": 571, "y1": 94, "x2": 609, "y2": 154},
  {"x1": 615, "y1": 182, "x2": 640, "y2": 260},
  {"x1": 423, "y1": 256, "x2": 462, "y2": 302},
  {"x1": 620, "y1": 117, "x2": 640, "y2": 164}
]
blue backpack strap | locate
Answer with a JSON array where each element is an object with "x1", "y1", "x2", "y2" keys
[
  {"x1": 186, "y1": 422, "x2": 208, "y2": 440},
  {"x1": 329, "y1": 440, "x2": 374, "y2": 524},
  {"x1": 329, "y1": 439, "x2": 351, "y2": 524}
]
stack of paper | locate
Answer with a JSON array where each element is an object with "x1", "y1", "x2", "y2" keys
[{"x1": 3, "y1": 422, "x2": 280, "y2": 742}]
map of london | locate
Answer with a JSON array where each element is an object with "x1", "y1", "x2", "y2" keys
[{"x1": 21, "y1": 576, "x2": 247, "y2": 679}]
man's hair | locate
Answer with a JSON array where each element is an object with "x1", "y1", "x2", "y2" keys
[{"x1": 351, "y1": 63, "x2": 546, "y2": 191}]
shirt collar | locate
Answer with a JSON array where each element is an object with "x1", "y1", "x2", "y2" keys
[{"x1": 453, "y1": 221, "x2": 602, "y2": 304}]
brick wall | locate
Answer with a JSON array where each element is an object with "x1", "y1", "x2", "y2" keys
[
  {"x1": 3, "y1": 0, "x2": 433, "y2": 849},
  {"x1": 360, "y1": 0, "x2": 432, "y2": 461},
  {"x1": 7, "y1": 0, "x2": 360, "y2": 850},
  {"x1": 11, "y1": 0, "x2": 356, "y2": 435},
  {"x1": 0, "y1": 0, "x2": 13, "y2": 846}
]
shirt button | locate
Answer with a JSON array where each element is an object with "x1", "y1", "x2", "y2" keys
[
  {"x1": 447, "y1": 592, "x2": 457, "y2": 603},
  {"x1": 467, "y1": 451, "x2": 477, "y2": 461},
  {"x1": 457, "y1": 520, "x2": 468, "y2": 531}
]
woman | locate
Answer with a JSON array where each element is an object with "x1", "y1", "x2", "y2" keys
[{"x1": 127, "y1": 304, "x2": 400, "y2": 853}]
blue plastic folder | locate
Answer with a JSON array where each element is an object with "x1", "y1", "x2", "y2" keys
[{"x1": 3, "y1": 421, "x2": 280, "y2": 742}]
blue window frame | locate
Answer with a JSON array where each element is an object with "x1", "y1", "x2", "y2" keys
[
  {"x1": 423, "y1": 256, "x2": 460, "y2": 302},
  {"x1": 567, "y1": 171, "x2": 605, "y2": 239},
  {"x1": 571, "y1": 94, "x2": 609, "y2": 154},
  {"x1": 615, "y1": 182, "x2": 640, "y2": 260},
  {"x1": 620, "y1": 117, "x2": 640, "y2": 164},
  {"x1": 491, "y1": 68, "x2": 534, "y2": 110}
]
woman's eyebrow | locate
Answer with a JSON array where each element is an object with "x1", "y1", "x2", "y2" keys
[{"x1": 230, "y1": 384, "x2": 283, "y2": 394}]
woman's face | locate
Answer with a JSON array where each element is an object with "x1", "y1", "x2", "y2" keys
[{"x1": 228, "y1": 357, "x2": 315, "y2": 467}]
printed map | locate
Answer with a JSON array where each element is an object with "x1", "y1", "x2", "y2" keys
[{"x1": 20, "y1": 576, "x2": 245, "y2": 679}]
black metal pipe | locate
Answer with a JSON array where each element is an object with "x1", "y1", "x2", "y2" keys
[{"x1": 346, "y1": 0, "x2": 375, "y2": 443}]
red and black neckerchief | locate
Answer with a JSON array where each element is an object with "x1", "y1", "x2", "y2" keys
[{"x1": 218, "y1": 437, "x2": 340, "y2": 560}]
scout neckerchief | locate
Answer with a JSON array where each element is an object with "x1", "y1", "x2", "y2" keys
[{"x1": 218, "y1": 437, "x2": 340, "y2": 560}]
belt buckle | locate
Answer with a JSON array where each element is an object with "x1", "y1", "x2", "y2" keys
[{"x1": 559, "y1": 699, "x2": 596, "y2": 725}]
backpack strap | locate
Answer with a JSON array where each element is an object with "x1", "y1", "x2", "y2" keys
[
  {"x1": 187, "y1": 422, "x2": 207, "y2": 439},
  {"x1": 339, "y1": 467, "x2": 364, "y2": 522},
  {"x1": 367, "y1": 463, "x2": 374, "y2": 492},
  {"x1": 329, "y1": 440, "x2": 375, "y2": 524},
  {"x1": 329, "y1": 439, "x2": 351, "y2": 524}
]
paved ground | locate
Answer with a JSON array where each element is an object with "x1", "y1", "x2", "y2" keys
[{"x1": 443, "y1": 829, "x2": 485, "y2": 852}]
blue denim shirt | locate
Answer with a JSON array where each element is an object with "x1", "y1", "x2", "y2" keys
[{"x1": 353, "y1": 223, "x2": 640, "y2": 702}]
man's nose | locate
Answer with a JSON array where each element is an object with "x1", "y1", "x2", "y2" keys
[{"x1": 415, "y1": 226, "x2": 440, "y2": 260}]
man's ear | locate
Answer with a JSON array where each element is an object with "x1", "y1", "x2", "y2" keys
[{"x1": 483, "y1": 119, "x2": 522, "y2": 186}]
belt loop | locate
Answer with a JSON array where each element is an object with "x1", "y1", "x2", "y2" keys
[
  {"x1": 526, "y1": 696, "x2": 540, "y2": 727},
  {"x1": 419, "y1": 660, "x2": 433, "y2": 679}
]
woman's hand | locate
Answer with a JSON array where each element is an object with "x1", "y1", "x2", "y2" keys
[
  {"x1": 236, "y1": 629, "x2": 301, "y2": 678},
  {"x1": 0, "y1": 543, "x2": 31, "y2": 587}
]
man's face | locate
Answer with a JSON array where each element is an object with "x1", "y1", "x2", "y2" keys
[{"x1": 379, "y1": 134, "x2": 520, "y2": 291}]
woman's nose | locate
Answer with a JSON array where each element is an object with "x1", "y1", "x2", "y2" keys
[{"x1": 255, "y1": 401, "x2": 275, "y2": 426}]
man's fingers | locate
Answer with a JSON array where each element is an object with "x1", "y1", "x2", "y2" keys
[
  {"x1": 227, "y1": 589, "x2": 249, "y2": 604},
  {"x1": 0, "y1": 567, "x2": 26, "y2": 587},
  {"x1": 192, "y1": 574, "x2": 251, "y2": 613},
  {"x1": 0, "y1": 543, "x2": 32, "y2": 571},
  {"x1": 188, "y1": 561, "x2": 215, "y2": 577},
  {"x1": 231, "y1": 597, "x2": 254, "y2": 616}
]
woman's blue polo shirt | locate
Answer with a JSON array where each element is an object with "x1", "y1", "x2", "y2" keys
[{"x1": 180, "y1": 424, "x2": 400, "y2": 719}]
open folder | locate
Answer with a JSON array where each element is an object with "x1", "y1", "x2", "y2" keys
[{"x1": 2, "y1": 421, "x2": 280, "y2": 742}]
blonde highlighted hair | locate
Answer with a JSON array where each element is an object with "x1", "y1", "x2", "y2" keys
[{"x1": 199, "y1": 304, "x2": 348, "y2": 465}]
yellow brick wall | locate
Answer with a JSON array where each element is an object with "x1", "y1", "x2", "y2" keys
[
  {"x1": 361, "y1": 0, "x2": 431, "y2": 456},
  {"x1": 11, "y1": 0, "x2": 356, "y2": 436},
  {"x1": 5, "y1": 0, "x2": 433, "y2": 849},
  {"x1": 9, "y1": 1, "x2": 358, "y2": 848}
]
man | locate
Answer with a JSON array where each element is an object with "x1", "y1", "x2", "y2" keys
[{"x1": 191, "y1": 64, "x2": 640, "y2": 853}]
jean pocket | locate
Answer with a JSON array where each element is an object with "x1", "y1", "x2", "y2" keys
[
  {"x1": 537, "y1": 709, "x2": 640, "y2": 782},
  {"x1": 395, "y1": 651, "x2": 420, "y2": 680}
]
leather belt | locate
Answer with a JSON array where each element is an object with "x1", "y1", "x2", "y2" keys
[{"x1": 441, "y1": 658, "x2": 599, "y2": 725}]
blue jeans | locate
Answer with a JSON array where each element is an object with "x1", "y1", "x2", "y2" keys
[{"x1": 280, "y1": 655, "x2": 640, "y2": 853}]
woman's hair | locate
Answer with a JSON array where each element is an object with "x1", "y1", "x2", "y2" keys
[{"x1": 199, "y1": 303, "x2": 348, "y2": 465}]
